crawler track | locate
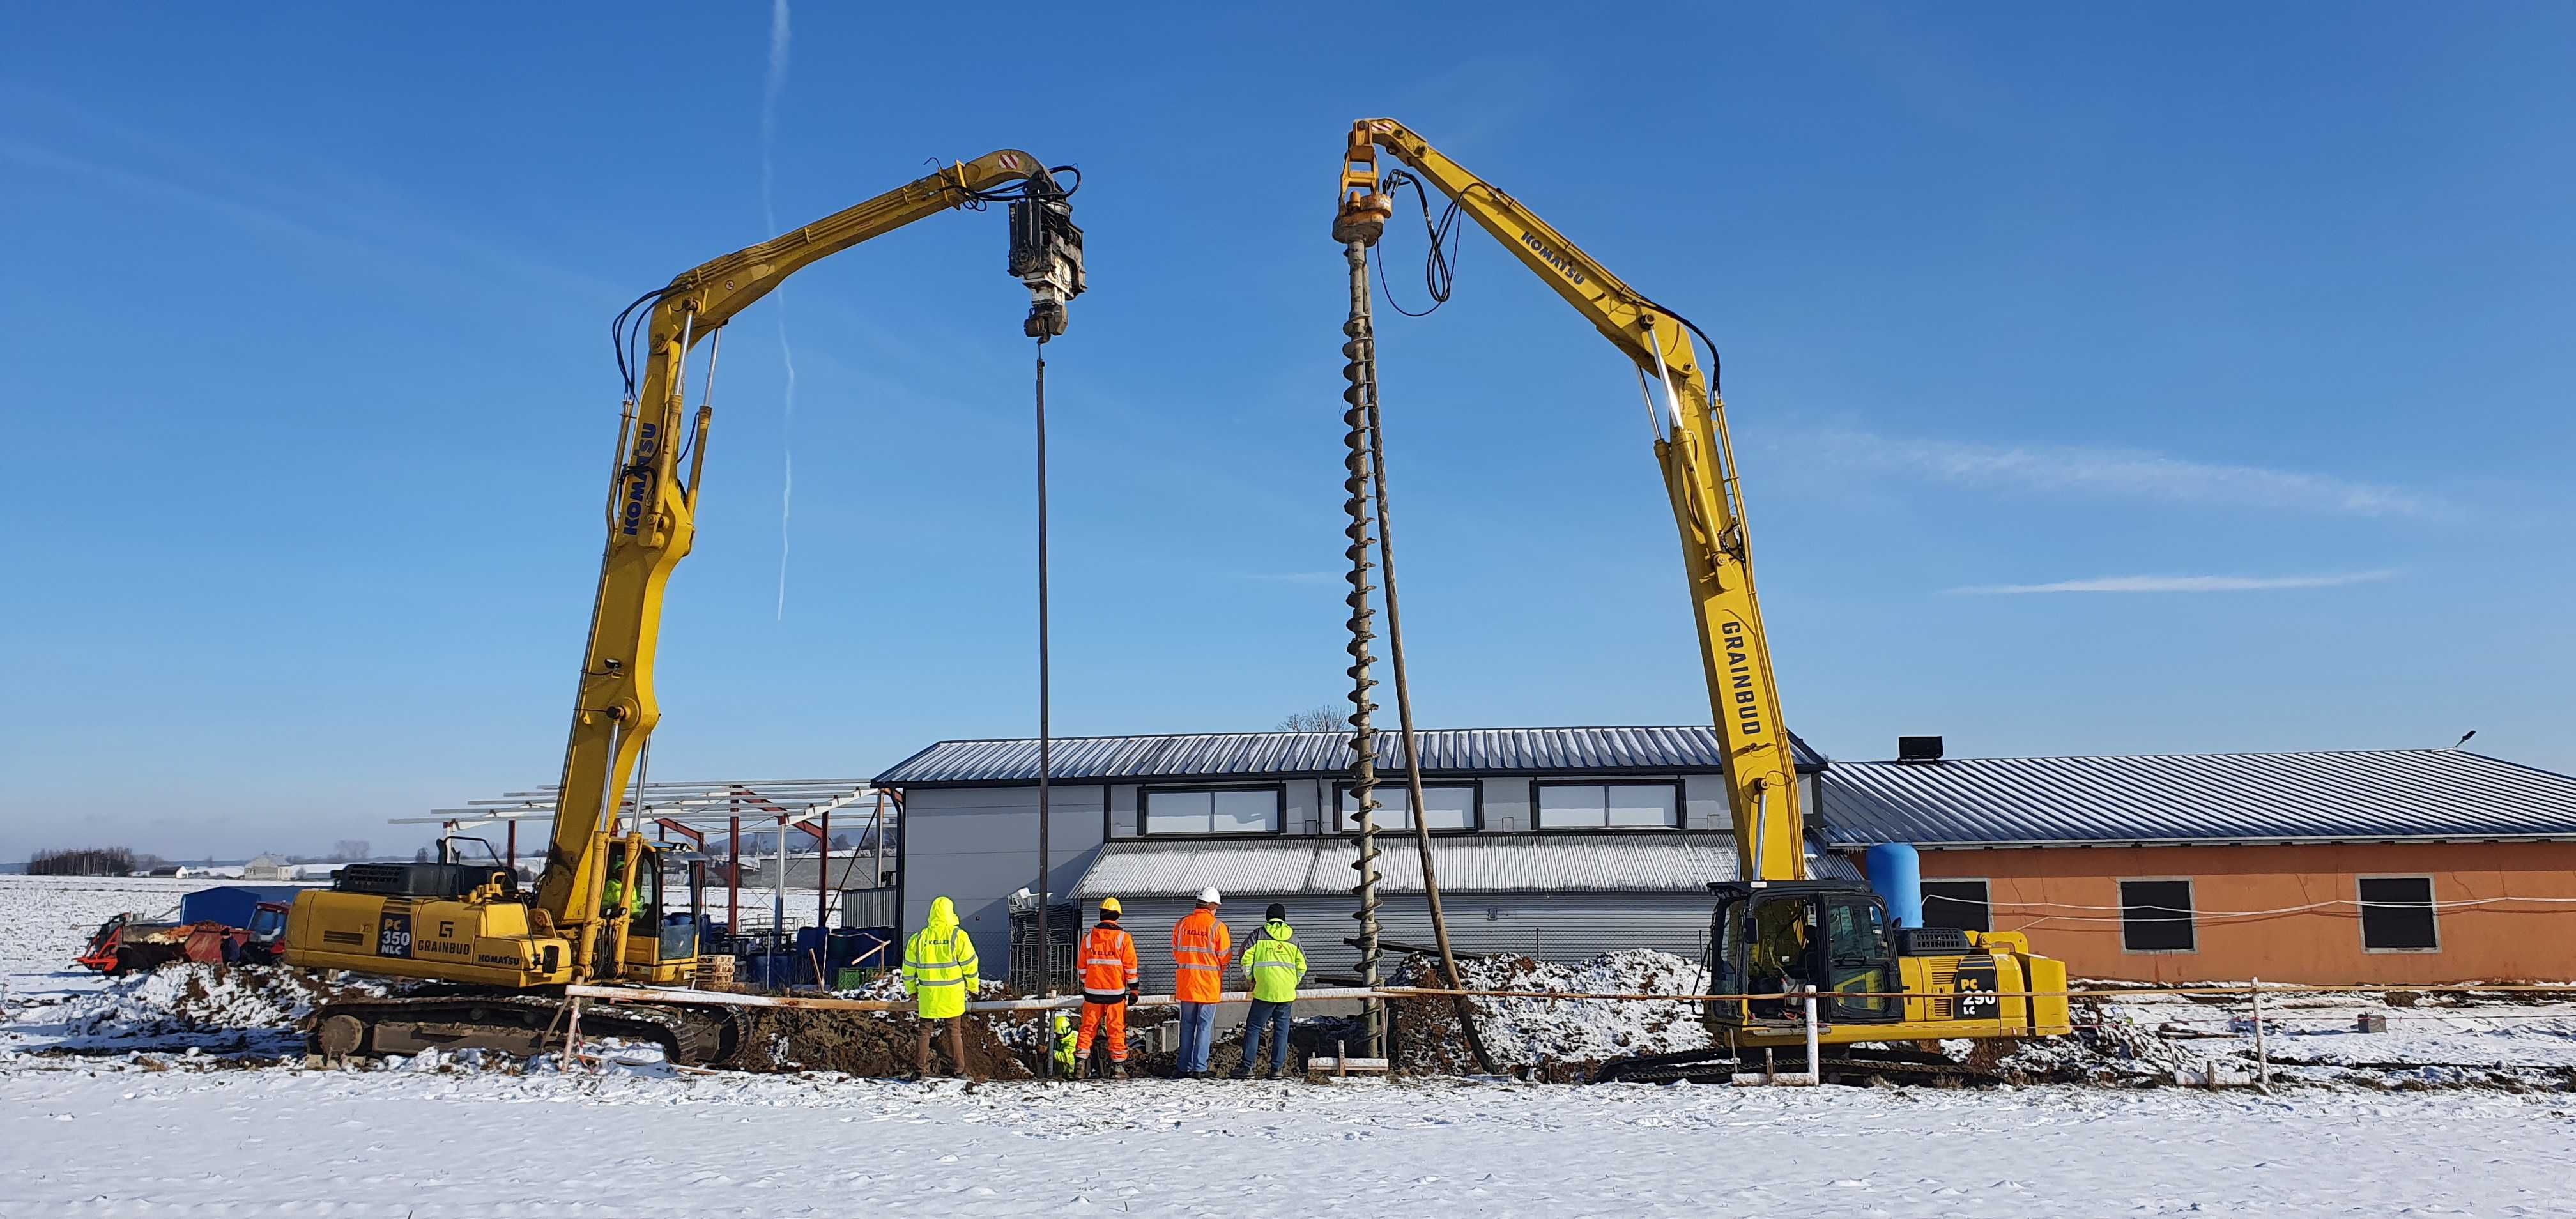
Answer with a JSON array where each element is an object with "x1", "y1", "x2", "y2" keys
[
  {"x1": 1593, "y1": 1046, "x2": 1995, "y2": 1086},
  {"x1": 307, "y1": 992, "x2": 744, "y2": 1066}
]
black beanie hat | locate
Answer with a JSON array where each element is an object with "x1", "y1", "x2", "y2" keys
[{"x1": 1265, "y1": 902, "x2": 1287, "y2": 922}]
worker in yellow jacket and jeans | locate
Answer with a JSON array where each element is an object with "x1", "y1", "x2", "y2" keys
[
  {"x1": 903, "y1": 895, "x2": 979, "y2": 1078},
  {"x1": 1232, "y1": 903, "x2": 1307, "y2": 1079}
]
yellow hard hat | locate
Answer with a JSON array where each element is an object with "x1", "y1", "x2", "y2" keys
[{"x1": 1098, "y1": 896, "x2": 1123, "y2": 915}]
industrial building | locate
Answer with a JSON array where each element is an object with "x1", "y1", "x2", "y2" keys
[
  {"x1": 877, "y1": 727, "x2": 2576, "y2": 988},
  {"x1": 1819, "y1": 742, "x2": 2576, "y2": 985},
  {"x1": 875, "y1": 726, "x2": 1843, "y2": 991}
]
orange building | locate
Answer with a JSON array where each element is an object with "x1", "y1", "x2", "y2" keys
[{"x1": 1818, "y1": 744, "x2": 2576, "y2": 985}]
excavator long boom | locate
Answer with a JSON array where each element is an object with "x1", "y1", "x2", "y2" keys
[
  {"x1": 1334, "y1": 119, "x2": 1804, "y2": 881},
  {"x1": 539, "y1": 150, "x2": 1084, "y2": 965}
]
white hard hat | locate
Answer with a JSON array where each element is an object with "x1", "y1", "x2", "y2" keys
[{"x1": 1199, "y1": 886, "x2": 1222, "y2": 905}]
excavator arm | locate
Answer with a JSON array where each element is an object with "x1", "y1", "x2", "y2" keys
[
  {"x1": 539, "y1": 150, "x2": 1084, "y2": 970},
  {"x1": 1334, "y1": 118, "x2": 1804, "y2": 882}
]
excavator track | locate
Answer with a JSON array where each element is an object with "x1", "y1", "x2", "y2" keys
[
  {"x1": 306, "y1": 992, "x2": 744, "y2": 1067},
  {"x1": 1593, "y1": 1046, "x2": 1995, "y2": 1087}
]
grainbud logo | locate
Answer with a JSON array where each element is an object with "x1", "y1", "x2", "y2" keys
[{"x1": 1719, "y1": 616, "x2": 1765, "y2": 737}]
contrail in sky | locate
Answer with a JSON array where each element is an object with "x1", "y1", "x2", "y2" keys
[
  {"x1": 762, "y1": 0, "x2": 795, "y2": 621},
  {"x1": 1946, "y1": 570, "x2": 2399, "y2": 595}
]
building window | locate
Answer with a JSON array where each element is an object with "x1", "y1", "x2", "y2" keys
[
  {"x1": 2119, "y1": 879, "x2": 2195, "y2": 953},
  {"x1": 1535, "y1": 782, "x2": 1678, "y2": 830},
  {"x1": 2359, "y1": 877, "x2": 2439, "y2": 951},
  {"x1": 1336, "y1": 783, "x2": 1476, "y2": 832},
  {"x1": 1920, "y1": 880, "x2": 1991, "y2": 933},
  {"x1": 1141, "y1": 787, "x2": 1280, "y2": 836}
]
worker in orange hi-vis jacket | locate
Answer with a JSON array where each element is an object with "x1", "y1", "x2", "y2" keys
[
  {"x1": 1074, "y1": 898, "x2": 1140, "y2": 1078},
  {"x1": 1170, "y1": 887, "x2": 1232, "y2": 1078}
]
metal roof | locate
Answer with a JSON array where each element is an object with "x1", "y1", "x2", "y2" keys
[
  {"x1": 875, "y1": 726, "x2": 1825, "y2": 786},
  {"x1": 1818, "y1": 749, "x2": 2576, "y2": 847},
  {"x1": 407, "y1": 779, "x2": 891, "y2": 831},
  {"x1": 1069, "y1": 833, "x2": 1862, "y2": 899}
]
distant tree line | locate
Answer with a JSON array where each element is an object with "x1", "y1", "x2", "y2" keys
[
  {"x1": 283, "y1": 839, "x2": 376, "y2": 865},
  {"x1": 29, "y1": 847, "x2": 141, "y2": 876},
  {"x1": 1277, "y1": 706, "x2": 1344, "y2": 732}
]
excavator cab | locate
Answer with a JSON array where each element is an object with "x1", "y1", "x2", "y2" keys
[
  {"x1": 1703, "y1": 878, "x2": 2074, "y2": 1046},
  {"x1": 1706, "y1": 880, "x2": 1902, "y2": 1032},
  {"x1": 602, "y1": 839, "x2": 698, "y2": 979}
]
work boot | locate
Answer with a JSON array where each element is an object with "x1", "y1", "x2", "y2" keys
[
  {"x1": 1107, "y1": 1061, "x2": 1126, "y2": 1079},
  {"x1": 1257, "y1": 1066, "x2": 1279, "y2": 1081}
]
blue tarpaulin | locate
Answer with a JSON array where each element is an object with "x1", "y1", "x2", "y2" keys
[{"x1": 179, "y1": 885, "x2": 306, "y2": 928}]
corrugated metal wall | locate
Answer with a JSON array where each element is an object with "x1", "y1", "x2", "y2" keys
[
  {"x1": 901, "y1": 785, "x2": 1106, "y2": 954},
  {"x1": 1103, "y1": 892, "x2": 1717, "y2": 993}
]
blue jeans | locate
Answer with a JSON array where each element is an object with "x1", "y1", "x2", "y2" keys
[
  {"x1": 1177, "y1": 1002, "x2": 1218, "y2": 1073},
  {"x1": 1234, "y1": 998, "x2": 1292, "y2": 1077}
]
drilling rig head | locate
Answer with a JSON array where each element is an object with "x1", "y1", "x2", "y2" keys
[
  {"x1": 1009, "y1": 171, "x2": 1085, "y2": 339},
  {"x1": 1333, "y1": 123, "x2": 1394, "y2": 246}
]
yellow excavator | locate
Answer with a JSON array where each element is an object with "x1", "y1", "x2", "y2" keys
[
  {"x1": 1333, "y1": 119, "x2": 2069, "y2": 1070},
  {"x1": 283, "y1": 151, "x2": 1085, "y2": 1063}
]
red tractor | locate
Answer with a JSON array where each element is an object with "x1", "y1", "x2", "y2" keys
[{"x1": 77, "y1": 902, "x2": 291, "y2": 976}]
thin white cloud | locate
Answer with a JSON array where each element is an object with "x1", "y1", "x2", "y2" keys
[
  {"x1": 761, "y1": 0, "x2": 792, "y2": 184},
  {"x1": 1948, "y1": 571, "x2": 2400, "y2": 595},
  {"x1": 763, "y1": 0, "x2": 797, "y2": 622},
  {"x1": 0, "y1": 98, "x2": 610, "y2": 301},
  {"x1": 1239, "y1": 572, "x2": 1339, "y2": 585},
  {"x1": 1807, "y1": 429, "x2": 2453, "y2": 520}
]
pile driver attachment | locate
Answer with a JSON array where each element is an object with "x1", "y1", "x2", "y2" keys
[
  {"x1": 1331, "y1": 118, "x2": 2071, "y2": 1056},
  {"x1": 1010, "y1": 172, "x2": 1085, "y2": 339}
]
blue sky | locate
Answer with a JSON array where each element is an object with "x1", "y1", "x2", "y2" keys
[{"x1": 4, "y1": 3, "x2": 2570, "y2": 861}]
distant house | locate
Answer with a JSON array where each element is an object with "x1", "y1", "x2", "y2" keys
[
  {"x1": 241, "y1": 854, "x2": 295, "y2": 882},
  {"x1": 1818, "y1": 740, "x2": 2576, "y2": 985}
]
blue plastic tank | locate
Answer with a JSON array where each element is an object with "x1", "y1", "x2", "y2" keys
[{"x1": 1864, "y1": 843, "x2": 1924, "y2": 929}]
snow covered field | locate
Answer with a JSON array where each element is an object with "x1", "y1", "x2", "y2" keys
[
  {"x1": 6, "y1": 876, "x2": 2575, "y2": 1216},
  {"x1": 0, "y1": 875, "x2": 203, "y2": 970},
  {"x1": 4, "y1": 1061, "x2": 2572, "y2": 1216}
]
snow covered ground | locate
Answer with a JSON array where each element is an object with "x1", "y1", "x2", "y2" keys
[
  {"x1": 2095, "y1": 990, "x2": 2576, "y2": 1078},
  {"x1": 0, "y1": 875, "x2": 203, "y2": 970},
  {"x1": 4, "y1": 1059, "x2": 2572, "y2": 1216},
  {"x1": 7, "y1": 876, "x2": 2576, "y2": 1216}
]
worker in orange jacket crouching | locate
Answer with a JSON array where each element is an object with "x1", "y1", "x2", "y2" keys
[{"x1": 1074, "y1": 897, "x2": 1140, "y2": 1077}]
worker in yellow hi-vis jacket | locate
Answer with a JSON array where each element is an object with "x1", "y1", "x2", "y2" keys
[
  {"x1": 903, "y1": 895, "x2": 980, "y2": 1078},
  {"x1": 1232, "y1": 903, "x2": 1307, "y2": 1079}
]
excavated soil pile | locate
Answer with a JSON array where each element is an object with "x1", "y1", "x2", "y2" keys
[
  {"x1": 1386, "y1": 951, "x2": 1713, "y2": 1082},
  {"x1": 725, "y1": 1007, "x2": 1038, "y2": 1079},
  {"x1": 59, "y1": 963, "x2": 385, "y2": 1040}
]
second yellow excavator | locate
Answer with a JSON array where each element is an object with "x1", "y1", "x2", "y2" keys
[
  {"x1": 1333, "y1": 119, "x2": 2069, "y2": 1071},
  {"x1": 282, "y1": 150, "x2": 1084, "y2": 1064}
]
